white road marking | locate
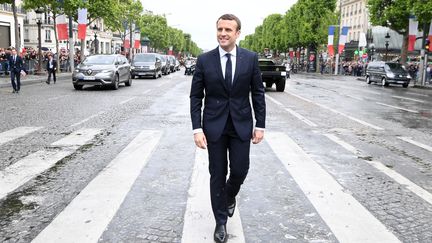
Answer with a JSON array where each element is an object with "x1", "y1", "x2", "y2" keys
[
  {"x1": 182, "y1": 149, "x2": 245, "y2": 243},
  {"x1": 32, "y1": 130, "x2": 162, "y2": 243},
  {"x1": 391, "y1": 95, "x2": 425, "y2": 103},
  {"x1": 376, "y1": 102, "x2": 418, "y2": 113},
  {"x1": 406, "y1": 92, "x2": 429, "y2": 97},
  {"x1": 326, "y1": 134, "x2": 432, "y2": 206},
  {"x1": 119, "y1": 97, "x2": 137, "y2": 105},
  {"x1": 0, "y1": 128, "x2": 101, "y2": 199},
  {"x1": 266, "y1": 95, "x2": 317, "y2": 127},
  {"x1": 69, "y1": 111, "x2": 105, "y2": 128},
  {"x1": 344, "y1": 94, "x2": 365, "y2": 101},
  {"x1": 286, "y1": 91, "x2": 384, "y2": 130},
  {"x1": 398, "y1": 137, "x2": 432, "y2": 153},
  {"x1": 141, "y1": 90, "x2": 151, "y2": 95},
  {"x1": 0, "y1": 127, "x2": 42, "y2": 146},
  {"x1": 267, "y1": 132, "x2": 401, "y2": 243}
]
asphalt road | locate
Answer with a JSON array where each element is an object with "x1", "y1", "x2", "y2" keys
[{"x1": 0, "y1": 69, "x2": 432, "y2": 242}]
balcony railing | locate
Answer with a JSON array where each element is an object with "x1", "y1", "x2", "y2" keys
[{"x1": 0, "y1": 3, "x2": 26, "y2": 14}]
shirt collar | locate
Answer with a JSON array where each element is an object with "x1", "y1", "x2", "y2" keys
[{"x1": 219, "y1": 45, "x2": 237, "y2": 59}]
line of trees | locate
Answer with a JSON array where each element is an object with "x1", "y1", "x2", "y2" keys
[
  {"x1": 239, "y1": 0, "x2": 337, "y2": 56},
  {"x1": 1, "y1": 0, "x2": 202, "y2": 57}
]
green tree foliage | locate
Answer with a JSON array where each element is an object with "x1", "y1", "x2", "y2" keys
[{"x1": 240, "y1": 0, "x2": 337, "y2": 55}]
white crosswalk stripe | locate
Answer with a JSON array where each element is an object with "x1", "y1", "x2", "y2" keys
[
  {"x1": 266, "y1": 132, "x2": 401, "y2": 243},
  {"x1": 0, "y1": 128, "x2": 101, "y2": 200},
  {"x1": 32, "y1": 130, "x2": 162, "y2": 243},
  {"x1": 181, "y1": 149, "x2": 245, "y2": 243},
  {"x1": 0, "y1": 126, "x2": 42, "y2": 146}
]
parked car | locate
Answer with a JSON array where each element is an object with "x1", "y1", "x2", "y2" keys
[
  {"x1": 72, "y1": 54, "x2": 131, "y2": 90},
  {"x1": 159, "y1": 54, "x2": 170, "y2": 75},
  {"x1": 365, "y1": 61, "x2": 411, "y2": 88},
  {"x1": 131, "y1": 53, "x2": 162, "y2": 79},
  {"x1": 184, "y1": 59, "x2": 195, "y2": 75},
  {"x1": 168, "y1": 55, "x2": 176, "y2": 73}
]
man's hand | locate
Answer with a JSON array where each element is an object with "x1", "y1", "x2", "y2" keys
[
  {"x1": 252, "y1": 129, "x2": 264, "y2": 144},
  {"x1": 194, "y1": 132, "x2": 207, "y2": 149}
]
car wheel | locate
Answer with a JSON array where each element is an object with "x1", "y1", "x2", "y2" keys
[
  {"x1": 381, "y1": 77, "x2": 389, "y2": 87},
  {"x1": 265, "y1": 82, "x2": 272, "y2": 88},
  {"x1": 366, "y1": 76, "x2": 371, "y2": 84},
  {"x1": 125, "y1": 73, "x2": 132, "y2": 86},
  {"x1": 112, "y1": 74, "x2": 120, "y2": 90},
  {"x1": 276, "y1": 79, "x2": 286, "y2": 92},
  {"x1": 402, "y1": 83, "x2": 408, "y2": 88},
  {"x1": 131, "y1": 75, "x2": 135, "y2": 79},
  {"x1": 73, "y1": 84, "x2": 83, "y2": 90}
]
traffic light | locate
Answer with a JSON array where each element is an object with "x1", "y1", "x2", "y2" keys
[{"x1": 426, "y1": 39, "x2": 430, "y2": 52}]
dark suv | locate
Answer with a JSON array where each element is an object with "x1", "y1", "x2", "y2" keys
[
  {"x1": 130, "y1": 53, "x2": 162, "y2": 79},
  {"x1": 365, "y1": 61, "x2": 411, "y2": 88}
]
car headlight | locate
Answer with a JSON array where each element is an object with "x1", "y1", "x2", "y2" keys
[
  {"x1": 131, "y1": 66, "x2": 135, "y2": 70},
  {"x1": 149, "y1": 65, "x2": 155, "y2": 69},
  {"x1": 101, "y1": 70, "x2": 114, "y2": 74},
  {"x1": 387, "y1": 72, "x2": 395, "y2": 78},
  {"x1": 74, "y1": 69, "x2": 80, "y2": 73},
  {"x1": 407, "y1": 74, "x2": 412, "y2": 79}
]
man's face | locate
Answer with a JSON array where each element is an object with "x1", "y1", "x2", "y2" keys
[
  {"x1": 217, "y1": 19, "x2": 240, "y2": 52},
  {"x1": 12, "y1": 50, "x2": 16, "y2": 56}
]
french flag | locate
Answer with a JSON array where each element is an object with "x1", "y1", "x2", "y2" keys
[
  {"x1": 56, "y1": 14, "x2": 68, "y2": 40},
  {"x1": 124, "y1": 32, "x2": 130, "y2": 49},
  {"x1": 77, "y1": 8, "x2": 87, "y2": 40},
  {"x1": 338, "y1": 26, "x2": 349, "y2": 54},
  {"x1": 327, "y1": 26, "x2": 335, "y2": 56},
  {"x1": 408, "y1": 15, "x2": 418, "y2": 51},
  {"x1": 134, "y1": 32, "x2": 141, "y2": 49}
]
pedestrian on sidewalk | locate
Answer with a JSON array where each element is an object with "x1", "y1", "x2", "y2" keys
[
  {"x1": 190, "y1": 14, "x2": 266, "y2": 243},
  {"x1": 8, "y1": 48, "x2": 23, "y2": 93},
  {"x1": 46, "y1": 53, "x2": 57, "y2": 84}
]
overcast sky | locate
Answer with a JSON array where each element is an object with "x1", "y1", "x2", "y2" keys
[{"x1": 140, "y1": 0, "x2": 298, "y2": 51}]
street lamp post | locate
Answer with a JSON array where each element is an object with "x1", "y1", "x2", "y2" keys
[
  {"x1": 385, "y1": 32, "x2": 390, "y2": 61},
  {"x1": 370, "y1": 44, "x2": 375, "y2": 61},
  {"x1": 35, "y1": 7, "x2": 44, "y2": 75},
  {"x1": 92, "y1": 24, "x2": 99, "y2": 54}
]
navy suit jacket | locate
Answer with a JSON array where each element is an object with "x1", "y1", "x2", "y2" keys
[
  {"x1": 190, "y1": 46, "x2": 266, "y2": 142},
  {"x1": 8, "y1": 55, "x2": 23, "y2": 72}
]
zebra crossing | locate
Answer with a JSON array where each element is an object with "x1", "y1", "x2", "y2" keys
[{"x1": 1, "y1": 126, "x2": 432, "y2": 242}]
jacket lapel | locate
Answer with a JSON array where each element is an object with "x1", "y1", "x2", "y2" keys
[{"x1": 232, "y1": 47, "x2": 242, "y2": 89}]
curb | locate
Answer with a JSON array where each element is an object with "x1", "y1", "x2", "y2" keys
[{"x1": 0, "y1": 73, "x2": 71, "y2": 89}]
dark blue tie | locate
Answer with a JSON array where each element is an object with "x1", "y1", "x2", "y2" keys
[{"x1": 225, "y1": 53, "x2": 232, "y2": 89}]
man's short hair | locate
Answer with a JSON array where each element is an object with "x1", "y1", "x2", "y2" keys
[{"x1": 217, "y1": 14, "x2": 241, "y2": 31}]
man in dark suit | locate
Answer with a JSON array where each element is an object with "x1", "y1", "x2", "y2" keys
[
  {"x1": 9, "y1": 48, "x2": 23, "y2": 93},
  {"x1": 46, "y1": 53, "x2": 57, "y2": 84},
  {"x1": 190, "y1": 14, "x2": 266, "y2": 243}
]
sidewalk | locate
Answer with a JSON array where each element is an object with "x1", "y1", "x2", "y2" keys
[{"x1": 0, "y1": 72, "x2": 71, "y2": 89}]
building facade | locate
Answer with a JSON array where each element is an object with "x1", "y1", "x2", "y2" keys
[
  {"x1": 0, "y1": 3, "x2": 25, "y2": 49},
  {"x1": 339, "y1": 0, "x2": 369, "y2": 42}
]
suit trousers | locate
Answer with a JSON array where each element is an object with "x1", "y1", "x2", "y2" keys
[
  {"x1": 10, "y1": 69, "x2": 20, "y2": 91},
  {"x1": 47, "y1": 69, "x2": 56, "y2": 83},
  {"x1": 207, "y1": 115, "x2": 250, "y2": 225}
]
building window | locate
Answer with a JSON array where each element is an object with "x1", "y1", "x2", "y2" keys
[{"x1": 45, "y1": 29, "x2": 51, "y2": 42}]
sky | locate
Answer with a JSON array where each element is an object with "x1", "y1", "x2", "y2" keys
[{"x1": 140, "y1": 0, "x2": 298, "y2": 51}]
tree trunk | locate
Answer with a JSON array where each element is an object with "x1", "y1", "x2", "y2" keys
[
  {"x1": 400, "y1": 32, "x2": 408, "y2": 65},
  {"x1": 12, "y1": 0, "x2": 20, "y2": 50},
  {"x1": 53, "y1": 13, "x2": 60, "y2": 71}
]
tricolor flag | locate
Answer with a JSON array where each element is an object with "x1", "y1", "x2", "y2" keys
[
  {"x1": 77, "y1": 8, "x2": 87, "y2": 40},
  {"x1": 428, "y1": 20, "x2": 432, "y2": 52},
  {"x1": 124, "y1": 32, "x2": 130, "y2": 49},
  {"x1": 408, "y1": 15, "x2": 418, "y2": 51},
  {"x1": 134, "y1": 32, "x2": 141, "y2": 49},
  {"x1": 56, "y1": 14, "x2": 68, "y2": 40},
  {"x1": 327, "y1": 26, "x2": 335, "y2": 56},
  {"x1": 338, "y1": 26, "x2": 349, "y2": 54}
]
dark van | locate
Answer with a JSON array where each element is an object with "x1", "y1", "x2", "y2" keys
[
  {"x1": 130, "y1": 53, "x2": 162, "y2": 79},
  {"x1": 365, "y1": 61, "x2": 411, "y2": 88}
]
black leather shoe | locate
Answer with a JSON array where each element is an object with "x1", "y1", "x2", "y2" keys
[
  {"x1": 46, "y1": 81, "x2": 50, "y2": 84},
  {"x1": 214, "y1": 224, "x2": 227, "y2": 243},
  {"x1": 227, "y1": 197, "x2": 236, "y2": 217}
]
